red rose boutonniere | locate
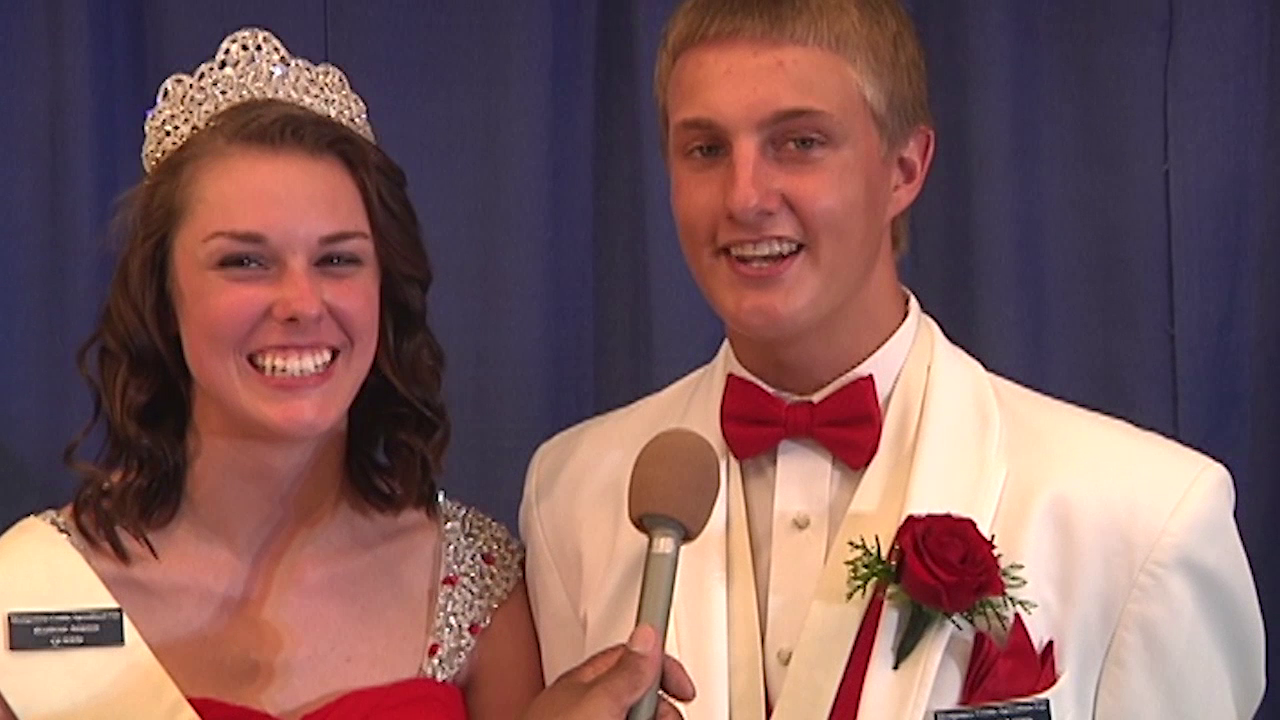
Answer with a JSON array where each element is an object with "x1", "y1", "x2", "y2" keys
[{"x1": 845, "y1": 514, "x2": 1035, "y2": 669}]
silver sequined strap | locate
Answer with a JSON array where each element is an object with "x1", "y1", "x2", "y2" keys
[
  {"x1": 37, "y1": 509, "x2": 84, "y2": 550},
  {"x1": 421, "y1": 499, "x2": 524, "y2": 681}
]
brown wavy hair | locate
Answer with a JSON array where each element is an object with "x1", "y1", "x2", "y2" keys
[{"x1": 67, "y1": 99, "x2": 450, "y2": 560}]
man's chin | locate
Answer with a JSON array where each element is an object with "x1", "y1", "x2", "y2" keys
[{"x1": 724, "y1": 316, "x2": 809, "y2": 351}]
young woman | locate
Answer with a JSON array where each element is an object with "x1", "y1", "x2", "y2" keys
[{"x1": 0, "y1": 29, "x2": 542, "y2": 719}]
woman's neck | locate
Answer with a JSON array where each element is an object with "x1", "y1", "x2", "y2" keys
[{"x1": 172, "y1": 430, "x2": 354, "y2": 558}]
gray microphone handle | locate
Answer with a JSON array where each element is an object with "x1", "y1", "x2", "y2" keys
[{"x1": 627, "y1": 517, "x2": 687, "y2": 720}]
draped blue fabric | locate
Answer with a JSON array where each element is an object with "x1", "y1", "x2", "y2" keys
[{"x1": 0, "y1": 1, "x2": 1274, "y2": 712}]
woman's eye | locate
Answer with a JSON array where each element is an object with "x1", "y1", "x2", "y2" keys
[
  {"x1": 318, "y1": 253, "x2": 364, "y2": 267},
  {"x1": 216, "y1": 253, "x2": 266, "y2": 269}
]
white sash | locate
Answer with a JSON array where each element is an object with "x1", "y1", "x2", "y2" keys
[{"x1": 0, "y1": 515, "x2": 200, "y2": 719}]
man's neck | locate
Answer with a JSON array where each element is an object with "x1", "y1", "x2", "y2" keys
[{"x1": 729, "y1": 288, "x2": 909, "y2": 396}]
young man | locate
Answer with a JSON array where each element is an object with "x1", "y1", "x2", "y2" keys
[{"x1": 520, "y1": 1, "x2": 1265, "y2": 718}]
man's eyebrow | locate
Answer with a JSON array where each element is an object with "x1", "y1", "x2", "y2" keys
[
  {"x1": 760, "y1": 107, "x2": 835, "y2": 127},
  {"x1": 670, "y1": 107, "x2": 835, "y2": 134}
]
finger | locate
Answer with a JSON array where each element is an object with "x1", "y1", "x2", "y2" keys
[
  {"x1": 659, "y1": 653, "x2": 696, "y2": 702},
  {"x1": 655, "y1": 696, "x2": 687, "y2": 720},
  {"x1": 627, "y1": 623, "x2": 659, "y2": 655},
  {"x1": 562, "y1": 625, "x2": 659, "y2": 686},
  {"x1": 583, "y1": 625, "x2": 664, "y2": 711},
  {"x1": 563, "y1": 643, "x2": 628, "y2": 684}
]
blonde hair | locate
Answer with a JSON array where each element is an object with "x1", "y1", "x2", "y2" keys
[{"x1": 654, "y1": 0, "x2": 932, "y2": 252}]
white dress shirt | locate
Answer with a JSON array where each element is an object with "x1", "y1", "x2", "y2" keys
[{"x1": 724, "y1": 292, "x2": 921, "y2": 703}]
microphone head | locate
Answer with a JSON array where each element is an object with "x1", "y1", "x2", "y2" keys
[{"x1": 628, "y1": 428, "x2": 721, "y2": 542}]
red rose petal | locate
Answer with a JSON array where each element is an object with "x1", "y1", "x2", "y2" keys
[{"x1": 896, "y1": 514, "x2": 1003, "y2": 615}]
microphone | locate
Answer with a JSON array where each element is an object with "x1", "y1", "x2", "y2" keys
[{"x1": 626, "y1": 428, "x2": 721, "y2": 720}]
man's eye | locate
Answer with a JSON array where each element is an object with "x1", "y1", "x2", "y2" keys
[
  {"x1": 783, "y1": 135, "x2": 824, "y2": 152},
  {"x1": 688, "y1": 143, "x2": 726, "y2": 159}
]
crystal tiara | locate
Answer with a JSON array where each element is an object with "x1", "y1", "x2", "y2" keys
[{"x1": 140, "y1": 27, "x2": 375, "y2": 173}]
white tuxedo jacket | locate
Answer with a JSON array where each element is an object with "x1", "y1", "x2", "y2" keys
[{"x1": 520, "y1": 314, "x2": 1265, "y2": 719}]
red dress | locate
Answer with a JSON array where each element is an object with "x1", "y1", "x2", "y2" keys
[
  {"x1": 188, "y1": 500, "x2": 521, "y2": 720},
  {"x1": 189, "y1": 678, "x2": 465, "y2": 719}
]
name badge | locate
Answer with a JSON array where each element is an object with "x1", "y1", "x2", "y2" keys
[
  {"x1": 934, "y1": 698, "x2": 1051, "y2": 720},
  {"x1": 7, "y1": 607, "x2": 125, "y2": 651}
]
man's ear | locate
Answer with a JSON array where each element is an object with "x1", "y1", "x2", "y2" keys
[{"x1": 887, "y1": 125, "x2": 935, "y2": 218}]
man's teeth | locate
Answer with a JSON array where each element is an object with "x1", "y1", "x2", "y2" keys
[
  {"x1": 727, "y1": 239, "x2": 801, "y2": 261},
  {"x1": 249, "y1": 348, "x2": 335, "y2": 378}
]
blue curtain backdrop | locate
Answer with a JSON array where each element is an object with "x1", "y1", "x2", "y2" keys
[{"x1": 1, "y1": 0, "x2": 1274, "y2": 712}]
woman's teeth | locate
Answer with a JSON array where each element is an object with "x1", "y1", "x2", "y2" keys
[{"x1": 248, "y1": 348, "x2": 336, "y2": 378}]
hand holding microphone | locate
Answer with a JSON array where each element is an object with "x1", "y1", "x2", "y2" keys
[
  {"x1": 522, "y1": 624, "x2": 696, "y2": 720},
  {"x1": 626, "y1": 428, "x2": 721, "y2": 720}
]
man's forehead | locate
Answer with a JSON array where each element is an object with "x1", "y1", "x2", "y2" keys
[
  {"x1": 670, "y1": 41, "x2": 862, "y2": 94},
  {"x1": 673, "y1": 37, "x2": 858, "y2": 72},
  {"x1": 666, "y1": 43, "x2": 866, "y2": 126}
]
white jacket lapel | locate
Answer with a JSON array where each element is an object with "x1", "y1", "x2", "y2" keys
[
  {"x1": 726, "y1": 457, "x2": 768, "y2": 720},
  {"x1": 769, "y1": 319, "x2": 936, "y2": 719},
  {"x1": 770, "y1": 316, "x2": 1010, "y2": 720},
  {"x1": 856, "y1": 316, "x2": 1009, "y2": 720},
  {"x1": 666, "y1": 344, "x2": 736, "y2": 720}
]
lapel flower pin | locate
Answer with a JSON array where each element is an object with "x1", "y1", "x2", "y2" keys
[{"x1": 845, "y1": 513, "x2": 1036, "y2": 669}]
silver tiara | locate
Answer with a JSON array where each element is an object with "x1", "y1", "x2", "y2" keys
[{"x1": 141, "y1": 28, "x2": 375, "y2": 173}]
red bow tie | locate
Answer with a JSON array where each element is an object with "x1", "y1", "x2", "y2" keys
[{"x1": 720, "y1": 373, "x2": 883, "y2": 470}]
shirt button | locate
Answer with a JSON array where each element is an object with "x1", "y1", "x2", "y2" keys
[
  {"x1": 777, "y1": 647, "x2": 793, "y2": 666},
  {"x1": 792, "y1": 513, "x2": 811, "y2": 530}
]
